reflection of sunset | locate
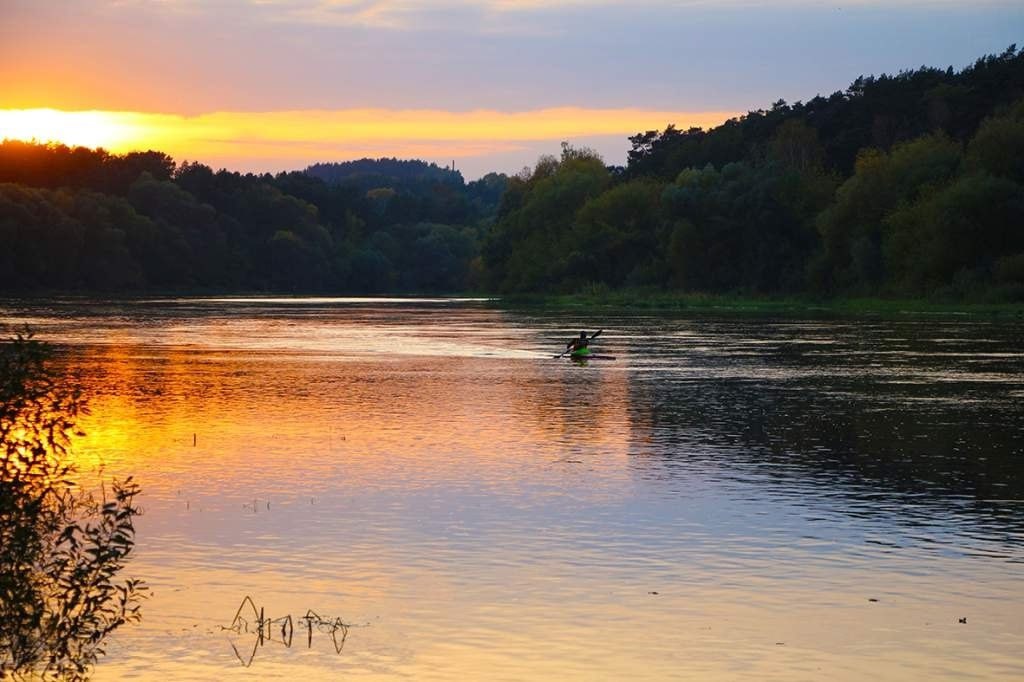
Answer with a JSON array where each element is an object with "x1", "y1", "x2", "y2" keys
[
  {"x1": 64, "y1": 341, "x2": 651, "y2": 679},
  {"x1": 71, "y1": 343, "x2": 635, "y2": 503}
]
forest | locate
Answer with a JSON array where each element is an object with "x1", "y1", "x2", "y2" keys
[
  {"x1": 0, "y1": 148, "x2": 506, "y2": 292},
  {"x1": 1, "y1": 46, "x2": 1022, "y2": 300}
]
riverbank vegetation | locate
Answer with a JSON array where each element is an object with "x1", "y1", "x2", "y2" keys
[
  {"x1": 0, "y1": 334, "x2": 145, "y2": 680},
  {"x1": 1, "y1": 46, "x2": 1022, "y2": 302}
]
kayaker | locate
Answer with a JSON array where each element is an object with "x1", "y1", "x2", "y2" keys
[{"x1": 567, "y1": 331, "x2": 590, "y2": 354}]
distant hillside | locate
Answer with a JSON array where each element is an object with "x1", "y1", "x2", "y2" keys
[
  {"x1": 304, "y1": 157, "x2": 507, "y2": 237},
  {"x1": 306, "y1": 158, "x2": 463, "y2": 188}
]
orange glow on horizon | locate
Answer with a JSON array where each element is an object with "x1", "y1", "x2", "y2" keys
[
  {"x1": 0, "y1": 109, "x2": 146, "y2": 152},
  {"x1": 0, "y1": 107, "x2": 738, "y2": 168}
]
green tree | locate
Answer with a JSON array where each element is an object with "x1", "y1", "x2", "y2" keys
[
  {"x1": 570, "y1": 179, "x2": 666, "y2": 288},
  {"x1": 0, "y1": 184, "x2": 84, "y2": 290},
  {"x1": 965, "y1": 98, "x2": 1024, "y2": 183},
  {"x1": 483, "y1": 146, "x2": 610, "y2": 291},
  {"x1": 884, "y1": 173, "x2": 1024, "y2": 295},
  {"x1": 767, "y1": 119, "x2": 826, "y2": 173},
  {"x1": 349, "y1": 248, "x2": 395, "y2": 292},
  {"x1": 663, "y1": 161, "x2": 826, "y2": 293},
  {"x1": 814, "y1": 134, "x2": 962, "y2": 292}
]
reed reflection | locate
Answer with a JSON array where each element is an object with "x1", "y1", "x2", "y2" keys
[
  {"x1": 221, "y1": 596, "x2": 353, "y2": 668},
  {"x1": 0, "y1": 335, "x2": 145, "y2": 681}
]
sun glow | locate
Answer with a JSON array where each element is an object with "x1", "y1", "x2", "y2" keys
[
  {"x1": 0, "y1": 106, "x2": 738, "y2": 170},
  {"x1": 0, "y1": 109, "x2": 149, "y2": 152}
]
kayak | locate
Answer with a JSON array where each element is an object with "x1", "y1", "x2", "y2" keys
[
  {"x1": 569, "y1": 348, "x2": 616, "y2": 360},
  {"x1": 554, "y1": 331, "x2": 613, "y2": 360}
]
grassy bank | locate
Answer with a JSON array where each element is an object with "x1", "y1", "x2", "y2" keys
[{"x1": 500, "y1": 290, "x2": 1024, "y2": 318}]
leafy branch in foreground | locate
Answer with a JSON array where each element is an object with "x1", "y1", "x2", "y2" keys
[{"x1": 0, "y1": 333, "x2": 146, "y2": 681}]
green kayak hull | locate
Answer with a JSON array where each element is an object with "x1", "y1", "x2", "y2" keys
[{"x1": 569, "y1": 350, "x2": 615, "y2": 360}]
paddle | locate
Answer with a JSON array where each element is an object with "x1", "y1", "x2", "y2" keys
[{"x1": 554, "y1": 328, "x2": 603, "y2": 358}]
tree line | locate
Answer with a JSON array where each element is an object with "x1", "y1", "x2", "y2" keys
[
  {"x1": 0, "y1": 148, "x2": 506, "y2": 292},
  {"x1": 1, "y1": 46, "x2": 1022, "y2": 299},
  {"x1": 485, "y1": 46, "x2": 1024, "y2": 300}
]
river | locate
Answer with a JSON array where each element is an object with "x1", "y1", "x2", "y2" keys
[{"x1": 2, "y1": 297, "x2": 1023, "y2": 680}]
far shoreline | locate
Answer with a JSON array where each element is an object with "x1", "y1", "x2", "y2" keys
[
  {"x1": 500, "y1": 291, "x2": 1024, "y2": 319},
  {"x1": 2, "y1": 290, "x2": 1023, "y2": 319}
]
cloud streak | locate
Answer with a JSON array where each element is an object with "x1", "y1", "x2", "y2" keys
[
  {"x1": 250, "y1": 0, "x2": 1024, "y2": 27},
  {"x1": 105, "y1": 0, "x2": 1020, "y2": 32},
  {"x1": 3, "y1": 0, "x2": 1019, "y2": 116}
]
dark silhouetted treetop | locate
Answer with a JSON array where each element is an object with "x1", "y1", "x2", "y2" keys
[{"x1": 627, "y1": 45, "x2": 1024, "y2": 180}]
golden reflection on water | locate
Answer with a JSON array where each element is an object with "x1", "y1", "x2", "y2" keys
[
  {"x1": 9, "y1": 300, "x2": 1023, "y2": 680},
  {"x1": 70, "y1": 344, "x2": 668, "y2": 680},
  {"x1": 73, "y1": 344, "x2": 635, "y2": 495}
]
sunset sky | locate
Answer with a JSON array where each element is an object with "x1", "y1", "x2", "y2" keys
[{"x1": 1, "y1": 0, "x2": 1021, "y2": 178}]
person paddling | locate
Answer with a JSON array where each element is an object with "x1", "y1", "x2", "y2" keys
[
  {"x1": 554, "y1": 329, "x2": 609, "y2": 360},
  {"x1": 566, "y1": 330, "x2": 591, "y2": 355}
]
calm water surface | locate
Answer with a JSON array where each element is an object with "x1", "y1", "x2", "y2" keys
[{"x1": 3, "y1": 297, "x2": 1023, "y2": 680}]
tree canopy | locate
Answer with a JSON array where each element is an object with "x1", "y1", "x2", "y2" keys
[
  {"x1": 0, "y1": 145, "x2": 507, "y2": 293},
  {"x1": 482, "y1": 46, "x2": 1024, "y2": 300}
]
